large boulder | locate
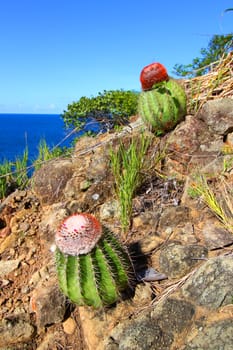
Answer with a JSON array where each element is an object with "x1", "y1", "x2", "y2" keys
[
  {"x1": 32, "y1": 158, "x2": 74, "y2": 205},
  {"x1": 197, "y1": 98, "x2": 233, "y2": 135}
]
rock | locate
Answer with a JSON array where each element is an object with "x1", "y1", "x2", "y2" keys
[
  {"x1": 65, "y1": 178, "x2": 113, "y2": 211},
  {"x1": 99, "y1": 200, "x2": 120, "y2": 220},
  {"x1": 158, "y1": 206, "x2": 190, "y2": 232},
  {"x1": 64, "y1": 134, "x2": 113, "y2": 201},
  {"x1": 29, "y1": 265, "x2": 51, "y2": 287},
  {"x1": 201, "y1": 219, "x2": 233, "y2": 249},
  {"x1": 105, "y1": 314, "x2": 174, "y2": 350},
  {"x1": 0, "y1": 225, "x2": 11, "y2": 238},
  {"x1": 162, "y1": 115, "x2": 212, "y2": 175},
  {"x1": 138, "y1": 232, "x2": 163, "y2": 254},
  {"x1": 32, "y1": 158, "x2": 74, "y2": 205},
  {"x1": 163, "y1": 99, "x2": 233, "y2": 177},
  {"x1": 198, "y1": 154, "x2": 226, "y2": 176},
  {"x1": 0, "y1": 259, "x2": 20, "y2": 278},
  {"x1": 175, "y1": 222, "x2": 198, "y2": 245},
  {"x1": 79, "y1": 179, "x2": 92, "y2": 191},
  {"x1": 84, "y1": 181, "x2": 113, "y2": 207},
  {"x1": 197, "y1": 98, "x2": 233, "y2": 135},
  {"x1": 151, "y1": 297, "x2": 195, "y2": 334},
  {"x1": 0, "y1": 316, "x2": 35, "y2": 347},
  {"x1": 39, "y1": 204, "x2": 69, "y2": 246},
  {"x1": 182, "y1": 318, "x2": 233, "y2": 350},
  {"x1": 62, "y1": 317, "x2": 76, "y2": 335},
  {"x1": 0, "y1": 204, "x2": 14, "y2": 238},
  {"x1": 166, "y1": 115, "x2": 205, "y2": 159},
  {"x1": 19, "y1": 221, "x2": 30, "y2": 232},
  {"x1": 105, "y1": 297, "x2": 195, "y2": 350},
  {"x1": 79, "y1": 302, "x2": 135, "y2": 350},
  {"x1": 0, "y1": 232, "x2": 20, "y2": 254},
  {"x1": 132, "y1": 211, "x2": 160, "y2": 234},
  {"x1": 182, "y1": 255, "x2": 233, "y2": 309},
  {"x1": 159, "y1": 242, "x2": 208, "y2": 279},
  {"x1": 133, "y1": 283, "x2": 153, "y2": 305},
  {"x1": 36, "y1": 332, "x2": 59, "y2": 350},
  {"x1": 30, "y1": 278, "x2": 66, "y2": 328},
  {"x1": 87, "y1": 147, "x2": 110, "y2": 181}
]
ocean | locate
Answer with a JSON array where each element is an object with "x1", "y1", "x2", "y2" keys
[{"x1": 0, "y1": 113, "x2": 76, "y2": 163}]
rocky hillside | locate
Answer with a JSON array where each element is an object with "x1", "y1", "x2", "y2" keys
[{"x1": 0, "y1": 53, "x2": 233, "y2": 350}]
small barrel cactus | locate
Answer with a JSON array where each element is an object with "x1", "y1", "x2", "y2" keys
[
  {"x1": 138, "y1": 62, "x2": 187, "y2": 135},
  {"x1": 55, "y1": 213, "x2": 135, "y2": 308}
]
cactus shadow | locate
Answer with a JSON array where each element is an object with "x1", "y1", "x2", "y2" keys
[{"x1": 128, "y1": 241, "x2": 150, "y2": 280}]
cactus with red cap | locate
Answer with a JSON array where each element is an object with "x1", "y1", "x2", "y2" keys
[
  {"x1": 138, "y1": 63, "x2": 187, "y2": 135},
  {"x1": 55, "y1": 213, "x2": 135, "y2": 308}
]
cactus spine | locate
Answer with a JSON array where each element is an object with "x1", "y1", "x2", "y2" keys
[{"x1": 55, "y1": 213, "x2": 134, "y2": 308}]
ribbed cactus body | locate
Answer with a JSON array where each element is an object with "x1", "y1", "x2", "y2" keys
[
  {"x1": 138, "y1": 79, "x2": 187, "y2": 135},
  {"x1": 164, "y1": 79, "x2": 187, "y2": 117},
  {"x1": 56, "y1": 227, "x2": 134, "y2": 308}
]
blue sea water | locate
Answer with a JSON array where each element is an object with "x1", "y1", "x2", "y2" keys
[{"x1": 0, "y1": 113, "x2": 76, "y2": 163}]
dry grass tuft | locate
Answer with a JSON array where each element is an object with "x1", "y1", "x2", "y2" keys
[{"x1": 180, "y1": 51, "x2": 233, "y2": 114}]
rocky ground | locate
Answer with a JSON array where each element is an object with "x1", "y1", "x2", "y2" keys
[{"x1": 1, "y1": 97, "x2": 233, "y2": 349}]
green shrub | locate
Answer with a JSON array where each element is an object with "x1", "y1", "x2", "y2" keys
[{"x1": 62, "y1": 89, "x2": 139, "y2": 133}]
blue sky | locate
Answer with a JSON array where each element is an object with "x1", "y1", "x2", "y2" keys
[{"x1": 0, "y1": 0, "x2": 232, "y2": 114}]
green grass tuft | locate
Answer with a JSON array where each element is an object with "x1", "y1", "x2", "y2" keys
[
  {"x1": 110, "y1": 133, "x2": 151, "y2": 233},
  {"x1": 0, "y1": 139, "x2": 72, "y2": 200}
]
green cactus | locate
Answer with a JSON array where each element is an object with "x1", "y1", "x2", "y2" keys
[
  {"x1": 138, "y1": 79, "x2": 187, "y2": 135},
  {"x1": 163, "y1": 79, "x2": 187, "y2": 117},
  {"x1": 55, "y1": 213, "x2": 135, "y2": 308}
]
